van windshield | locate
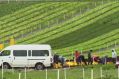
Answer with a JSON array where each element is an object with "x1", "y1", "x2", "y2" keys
[{"x1": 0, "y1": 50, "x2": 10, "y2": 56}]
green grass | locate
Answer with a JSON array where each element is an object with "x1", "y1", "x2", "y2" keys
[
  {"x1": 0, "y1": 1, "x2": 39, "y2": 17},
  {"x1": 55, "y1": 10, "x2": 119, "y2": 55},
  {"x1": 41, "y1": 2, "x2": 119, "y2": 49},
  {"x1": 16, "y1": 2, "x2": 119, "y2": 56},
  {"x1": 0, "y1": 2, "x2": 91, "y2": 42},
  {"x1": 0, "y1": 1, "x2": 103, "y2": 43},
  {"x1": 0, "y1": 1, "x2": 119, "y2": 79},
  {"x1": 0, "y1": 1, "x2": 119, "y2": 58},
  {"x1": 17, "y1": 2, "x2": 114, "y2": 44},
  {"x1": 0, "y1": 64, "x2": 118, "y2": 79}
]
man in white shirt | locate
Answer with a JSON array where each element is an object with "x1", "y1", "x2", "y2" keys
[{"x1": 112, "y1": 49, "x2": 117, "y2": 63}]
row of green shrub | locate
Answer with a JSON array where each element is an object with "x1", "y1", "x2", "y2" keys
[{"x1": 0, "y1": 2, "x2": 101, "y2": 43}]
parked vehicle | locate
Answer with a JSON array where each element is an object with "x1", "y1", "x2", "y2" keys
[
  {"x1": 0, "y1": 44, "x2": 53, "y2": 70},
  {"x1": 115, "y1": 56, "x2": 119, "y2": 68}
]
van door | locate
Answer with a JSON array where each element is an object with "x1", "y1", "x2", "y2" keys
[
  {"x1": 28, "y1": 50, "x2": 51, "y2": 67},
  {"x1": 12, "y1": 50, "x2": 27, "y2": 67},
  {"x1": 0, "y1": 50, "x2": 12, "y2": 66}
]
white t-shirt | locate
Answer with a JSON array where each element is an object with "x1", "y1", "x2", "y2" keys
[{"x1": 112, "y1": 51, "x2": 117, "y2": 58}]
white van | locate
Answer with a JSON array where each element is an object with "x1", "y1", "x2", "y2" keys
[{"x1": 0, "y1": 45, "x2": 53, "y2": 70}]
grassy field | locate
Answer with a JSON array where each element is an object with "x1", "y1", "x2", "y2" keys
[
  {"x1": 0, "y1": 1, "x2": 119, "y2": 79},
  {"x1": 0, "y1": 1, "x2": 102, "y2": 43},
  {"x1": 0, "y1": 1, "x2": 39, "y2": 17},
  {"x1": 14, "y1": 1, "x2": 119, "y2": 57},
  {"x1": 0, "y1": 64, "x2": 118, "y2": 79},
  {"x1": 0, "y1": 1, "x2": 119, "y2": 57}
]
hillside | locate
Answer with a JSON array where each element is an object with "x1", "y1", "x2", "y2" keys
[
  {"x1": 0, "y1": 1, "x2": 39, "y2": 17},
  {"x1": 0, "y1": 1, "x2": 119, "y2": 57},
  {"x1": 17, "y1": 1, "x2": 119, "y2": 56},
  {"x1": 0, "y1": 1, "x2": 102, "y2": 43}
]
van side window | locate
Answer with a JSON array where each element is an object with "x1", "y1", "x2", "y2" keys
[
  {"x1": 13, "y1": 50, "x2": 27, "y2": 56},
  {"x1": 32, "y1": 50, "x2": 49, "y2": 56},
  {"x1": 0, "y1": 50, "x2": 10, "y2": 56},
  {"x1": 28, "y1": 50, "x2": 31, "y2": 56}
]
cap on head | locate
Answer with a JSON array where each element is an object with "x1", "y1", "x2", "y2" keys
[{"x1": 112, "y1": 49, "x2": 115, "y2": 52}]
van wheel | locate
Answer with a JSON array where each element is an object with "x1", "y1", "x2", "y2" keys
[
  {"x1": 3, "y1": 63, "x2": 10, "y2": 69},
  {"x1": 35, "y1": 63, "x2": 44, "y2": 70}
]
